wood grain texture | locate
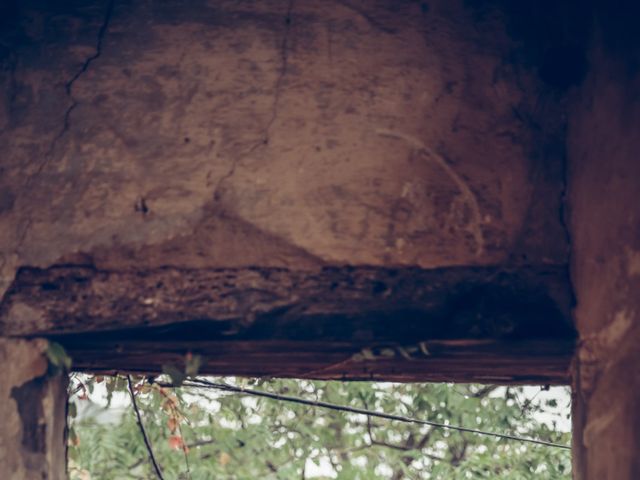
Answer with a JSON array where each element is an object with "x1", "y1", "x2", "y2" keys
[{"x1": 57, "y1": 338, "x2": 574, "y2": 385}]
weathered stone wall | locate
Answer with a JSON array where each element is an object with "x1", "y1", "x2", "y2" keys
[
  {"x1": 0, "y1": 339, "x2": 67, "y2": 480},
  {"x1": 0, "y1": 2, "x2": 592, "y2": 477},
  {"x1": 0, "y1": 0, "x2": 568, "y2": 303},
  {"x1": 568, "y1": 9, "x2": 640, "y2": 478},
  {"x1": 0, "y1": 1, "x2": 577, "y2": 392}
]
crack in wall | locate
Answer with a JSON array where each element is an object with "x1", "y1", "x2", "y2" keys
[
  {"x1": 263, "y1": 0, "x2": 295, "y2": 143},
  {"x1": 12, "y1": 0, "x2": 115, "y2": 261},
  {"x1": 41, "y1": 0, "x2": 115, "y2": 171},
  {"x1": 0, "y1": 51, "x2": 19, "y2": 137},
  {"x1": 558, "y1": 122, "x2": 576, "y2": 308},
  {"x1": 213, "y1": 0, "x2": 295, "y2": 202}
]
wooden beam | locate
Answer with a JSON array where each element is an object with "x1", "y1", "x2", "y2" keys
[{"x1": 58, "y1": 337, "x2": 574, "y2": 384}]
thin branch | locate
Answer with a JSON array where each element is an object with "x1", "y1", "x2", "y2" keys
[
  {"x1": 127, "y1": 376, "x2": 165, "y2": 480},
  {"x1": 370, "y1": 439, "x2": 410, "y2": 452},
  {"x1": 519, "y1": 387, "x2": 543, "y2": 418},
  {"x1": 357, "y1": 393, "x2": 377, "y2": 448},
  {"x1": 367, "y1": 437, "x2": 444, "y2": 463},
  {"x1": 128, "y1": 437, "x2": 218, "y2": 471},
  {"x1": 327, "y1": 452, "x2": 341, "y2": 474},
  {"x1": 416, "y1": 429, "x2": 434, "y2": 450},
  {"x1": 365, "y1": 415, "x2": 375, "y2": 445},
  {"x1": 451, "y1": 438, "x2": 469, "y2": 466},
  {"x1": 472, "y1": 385, "x2": 499, "y2": 398},
  {"x1": 188, "y1": 438, "x2": 217, "y2": 449},
  {"x1": 160, "y1": 378, "x2": 570, "y2": 450},
  {"x1": 176, "y1": 420, "x2": 192, "y2": 480},
  {"x1": 357, "y1": 391, "x2": 441, "y2": 462},
  {"x1": 391, "y1": 431, "x2": 419, "y2": 480}
]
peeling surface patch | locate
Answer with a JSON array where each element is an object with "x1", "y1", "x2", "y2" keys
[{"x1": 626, "y1": 247, "x2": 640, "y2": 277}]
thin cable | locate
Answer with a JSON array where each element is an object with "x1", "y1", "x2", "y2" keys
[
  {"x1": 161, "y1": 378, "x2": 570, "y2": 450},
  {"x1": 127, "y1": 376, "x2": 166, "y2": 479}
]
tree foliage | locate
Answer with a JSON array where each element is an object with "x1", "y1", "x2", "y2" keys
[{"x1": 68, "y1": 375, "x2": 571, "y2": 479}]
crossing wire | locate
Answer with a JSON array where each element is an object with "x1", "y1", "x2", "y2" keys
[{"x1": 157, "y1": 377, "x2": 571, "y2": 450}]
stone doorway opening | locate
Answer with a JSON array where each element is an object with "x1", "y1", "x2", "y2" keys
[
  {"x1": 66, "y1": 373, "x2": 572, "y2": 479},
  {"x1": 1, "y1": 0, "x2": 639, "y2": 478}
]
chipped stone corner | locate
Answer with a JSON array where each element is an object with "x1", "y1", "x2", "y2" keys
[
  {"x1": 0, "y1": 338, "x2": 68, "y2": 480},
  {"x1": 576, "y1": 309, "x2": 635, "y2": 394},
  {"x1": 0, "y1": 253, "x2": 19, "y2": 304}
]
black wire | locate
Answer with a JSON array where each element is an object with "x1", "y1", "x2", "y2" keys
[
  {"x1": 127, "y1": 376, "x2": 166, "y2": 479},
  {"x1": 157, "y1": 378, "x2": 570, "y2": 450}
]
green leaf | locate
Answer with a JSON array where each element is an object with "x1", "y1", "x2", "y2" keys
[
  {"x1": 185, "y1": 353, "x2": 203, "y2": 377},
  {"x1": 46, "y1": 341, "x2": 72, "y2": 371},
  {"x1": 360, "y1": 348, "x2": 377, "y2": 360},
  {"x1": 67, "y1": 375, "x2": 572, "y2": 479},
  {"x1": 162, "y1": 364, "x2": 186, "y2": 387},
  {"x1": 115, "y1": 376, "x2": 127, "y2": 391},
  {"x1": 379, "y1": 348, "x2": 396, "y2": 358},
  {"x1": 105, "y1": 377, "x2": 117, "y2": 406}
]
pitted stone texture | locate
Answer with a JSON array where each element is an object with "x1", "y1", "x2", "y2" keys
[
  {"x1": 0, "y1": 338, "x2": 67, "y2": 480},
  {"x1": 0, "y1": 0, "x2": 567, "y2": 298},
  {"x1": 569, "y1": 40, "x2": 640, "y2": 480}
]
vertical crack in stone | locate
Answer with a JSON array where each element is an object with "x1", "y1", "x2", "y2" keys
[
  {"x1": 0, "y1": 51, "x2": 18, "y2": 137},
  {"x1": 213, "y1": 0, "x2": 295, "y2": 202},
  {"x1": 41, "y1": 0, "x2": 115, "y2": 170},
  {"x1": 64, "y1": 0, "x2": 116, "y2": 99},
  {"x1": 13, "y1": 0, "x2": 115, "y2": 258},
  {"x1": 560, "y1": 143, "x2": 572, "y2": 248},
  {"x1": 558, "y1": 122, "x2": 576, "y2": 310},
  {"x1": 263, "y1": 0, "x2": 295, "y2": 142}
]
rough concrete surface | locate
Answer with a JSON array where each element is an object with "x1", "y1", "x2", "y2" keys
[
  {"x1": 0, "y1": 0, "x2": 568, "y2": 303},
  {"x1": 0, "y1": 264, "x2": 573, "y2": 337},
  {"x1": 1, "y1": 1, "x2": 610, "y2": 477},
  {"x1": 568, "y1": 34, "x2": 640, "y2": 480},
  {"x1": 0, "y1": 338, "x2": 67, "y2": 480}
]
